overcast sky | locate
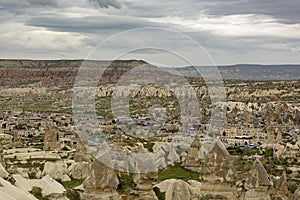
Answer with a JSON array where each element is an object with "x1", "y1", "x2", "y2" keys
[{"x1": 0, "y1": 0, "x2": 300, "y2": 65}]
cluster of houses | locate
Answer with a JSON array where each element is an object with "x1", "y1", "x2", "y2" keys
[{"x1": 0, "y1": 110, "x2": 76, "y2": 150}]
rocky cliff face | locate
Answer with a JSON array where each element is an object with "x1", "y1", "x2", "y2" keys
[
  {"x1": 0, "y1": 59, "x2": 80, "y2": 87},
  {"x1": 0, "y1": 59, "x2": 148, "y2": 87}
]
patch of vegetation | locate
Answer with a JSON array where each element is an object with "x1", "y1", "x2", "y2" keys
[
  {"x1": 66, "y1": 189, "x2": 81, "y2": 200},
  {"x1": 234, "y1": 159, "x2": 253, "y2": 174},
  {"x1": 29, "y1": 172, "x2": 37, "y2": 179},
  {"x1": 288, "y1": 183, "x2": 298, "y2": 193},
  {"x1": 295, "y1": 173, "x2": 300, "y2": 179},
  {"x1": 153, "y1": 186, "x2": 165, "y2": 200},
  {"x1": 144, "y1": 142, "x2": 155, "y2": 152},
  {"x1": 286, "y1": 167, "x2": 293, "y2": 175},
  {"x1": 263, "y1": 149, "x2": 273, "y2": 158},
  {"x1": 57, "y1": 178, "x2": 84, "y2": 189},
  {"x1": 117, "y1": 173, "x2": 135, "y2": 194},
  {"x1": 158, "y1": 163, "x2": 200, "y2": 182},
  {"x1": 30, "y1": 187, "x2": 50, "y2": 200},
  {"x1": 32, "y1": 144, "x2": 44, "y2": 150},
  {"x1": 227, "y1": 147, "x2": 260, "y2": 157}
]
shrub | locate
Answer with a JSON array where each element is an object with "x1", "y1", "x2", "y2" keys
[
  {"x1": 153, "y1": 186, "x2": 165, "y2": 200},
  {"x1": 30, "y1": 187, "x2": 50, "y2": 200},
  {"x1": 66, "y1": 189, "x2": 81, "y2": 200},
  {"x1": 263, "y1": 149, "x2": 273, "y2": 158},
  {"x1": 144, "y1": 142, "x2": 154, "y2": 152},
  {"x1": 117, "y1": 173, "x2": 135, "y2": 194},
  {"x1": 288, "y1": 184, "x2": 298, "y2": 193}
]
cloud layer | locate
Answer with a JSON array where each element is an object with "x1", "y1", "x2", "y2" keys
[{"x1": 0, "y1": 0, "x2": 299, "y2": 65}]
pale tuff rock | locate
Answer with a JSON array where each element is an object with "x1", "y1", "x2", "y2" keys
[
  {"x1": 84, "y1": 159, "x2": 119, "y2": 190},
  {"x1": 244, "y1": 190, "x2": 271, "y2": 200},
  {"x1": 133, "y1": 172, "x2": 157, "y2": 191},
  {"x1": 82, "y1": 159, "x2": 119, "y2": 200},
  {"x1": 154, "y1": 179, "x2": 195, "y2": 200},
  {"x1": 162, "y1": 143, "x2": 180, "y2": 166},
  {"x1": 245, "y1": 159, "x2": 273, "y2": 188},
  {"x1": 244, "y1": 159, "x2": 272, "y2": 200},
  {"x1": 67, "y1": 161, "x2": 91, "y2": 180},
  {"x1": 182, "y1": 134, "x2": 201, "y2": 170},
  {"x1": 42, "y1": 162, "x2": 71, "y2": 182},
  {"x1": 43, "y1": 125, "x2": 60, "y2": 151},
  {"x1": 151, "y1": 142, "x2": 179, "y2": 170},
  {"x1": 273, "y1": 143, "x2": 285, "y2": 160},
  {"x1": 277, "y1": 170, "x2": 288, "y2": 193},
  {"x1": 0, "y1": 176, "x2": 37, "y2": 200},
  {"x1": 0, "y1": 143, "x2": 4, "y2": 167},
  {"x1": 199, "y1": 182, "x2": 237, "y2": 200},
  {"x1": 131, "y1": 172, "x2": 158, "y2": 200},
  {"x1": 155, "y1": 179, "x2": 233, "y2": 200},
  {"x1": 200, "y1": 139, "x2": 237, "y2": 184},
  {"x1": 276, "y1": 131, "x2": 283, "y2": 143},
  {"x1": 293, "y1": 186, "x2": 300, "y2": 200},
  {"x1": 74, "y1": 140, "x2": 93, "y2": 162},
  {"x1": 273, "y1": 142, "x2": 300, "y2": 159},
  {"x1": 270, "y1": 170, "x2": 290, "y2": 199},
  {"x1": 13, "y1": 174, "x2": 67, "y2": 200},
  {"x1": 0, "y1": 163, "x2": 9, "y2": 178}
]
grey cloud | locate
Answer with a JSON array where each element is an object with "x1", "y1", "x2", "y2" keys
[
  {"x1": 26, "y1": 15, "x2": 161, "y2": 33},
  {"x1": 123, "y1": 0, "x2": 300, "y2": 24},
  {"x1": 205, "y1": 0, "x2": 300, "y2": 24},
  {"x1": 88, "y1": 0, "x2": 121, "y2": 9},
  {"x1": 0, "y1": 0, "x2": 300, "y2": 64},
  {"x1": 26, "y1": 0, "x2": 57, "y2": 6}
]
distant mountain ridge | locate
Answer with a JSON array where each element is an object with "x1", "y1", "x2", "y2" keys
[
  {"x1": 0, "y1": 60, "x2": 299, "y2": 84},
  {"x1": 168, "y1": 64, "x2": 300, "y2": 80}
]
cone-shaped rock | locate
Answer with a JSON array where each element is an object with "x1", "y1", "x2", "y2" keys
[
  {"x1": 200, "y1": 139, "x2": 236, "y2": 183},
  {"x1": 245, "y1": 159, "x2": 272, "y2": 189},
  {"x1": 182, "y1": 134, "x2": 201, "y2": 168},
  {"x1": 277, "y1": 170, "x2": 288, "y2": 193}
]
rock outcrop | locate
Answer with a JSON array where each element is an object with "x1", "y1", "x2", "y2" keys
[
  {"x1": 0, "y1": 143, "x2": 4, "y2": 167},
  {"x1": 182, "y1": 134, "x2": 201, "y2": 171},
  {"x1": 129, "y1": 172, "x2": 158, "y2": 200},
  {"x1": 200, "y1": 139, "x2": 237, "y2": 184},
  {"x1": 155, "y1": 179, "x2": 198, "y2": 200},
  {"x1": 270, "y1": 170, "x2": 290, "y2": 199},
  {"x1": 244, "y1": 159, "x2": 273, "y2": 200},
  {"x1": 42, "y1": 162, "x2": 70, "y2": 182},
  {"x1": 0, "y1": 176, "x2": 37, "y2": 200},
  {"x1": 0, "y1": 163, "x2": 9, "y2": 178},
  {"x1": 293, "y1": 186, "x2": 300, "y2": 200},
  {"x1": 74, "y1": 140, "x2": 93, "y2": 162},
  {"x1": 82, "y1": 159, "x2": 119, "y2": 200},
  {"x1": 43, "y1": 125, "x2": 60, "y2": 151},
  {"x1": 68, "y1": 161, "x2": 91, "y2": 180},
  {"x1": 13, "y1": 174, "x2": 67, "y2": 200}
]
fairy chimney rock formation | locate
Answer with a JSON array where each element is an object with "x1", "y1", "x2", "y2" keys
[
  {"x1": 271, "y1": 170, "x2": 290, "y2": 199},
  {"x1": 200, "y1": 139, "x2": 237, "y2": 184},
  {"x1": 43, "y1": 125, "x2": 60, "y2": 151},
  {"x1": 82, "y1": 159, "x2": 119, "y2": 200},
  {"x1": 244, "y1": 159, "x2": 273, "y2": 200},
  {"x1": 182, "y1": 134, "x2": 201, "y2": 170},
  {"x1": 245, "y1": 159, "x2": 272, "y2": 188}
]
